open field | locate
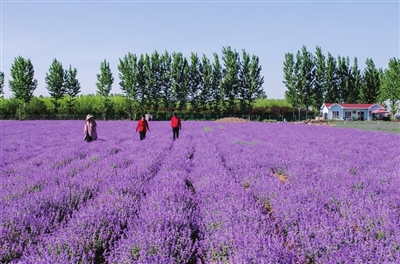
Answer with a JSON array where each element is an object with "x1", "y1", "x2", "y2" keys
[
  {"x1": 1, "y1": 120, "x2": 400, "y2": 263},
  {"x1": 328, "y1": 120, "x2": 400, "y2": 133}
]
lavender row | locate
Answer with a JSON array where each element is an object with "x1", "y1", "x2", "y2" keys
[
  {"x1": 190, "y1": 128, "x2": 297, "y2": 263},
  {"x1": 108, "y1": 134, "x2": 201, "y2": 263},
  {"x1": 15, "y1": 135, "x2": 172, "y2": 263},
  {"x1": 1, "y1": 121, "x2": 172, "y2": 263},
  {"x1": 1, "y1": 120, "x2": 399, "y2": 263},
  {"x1": 206, "y1": 122, "x2": 400, "y2": 263}
]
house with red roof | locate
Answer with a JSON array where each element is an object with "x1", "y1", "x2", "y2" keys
[{"x1": 320, "y1": 103, "x2": 386, "y2": 121}]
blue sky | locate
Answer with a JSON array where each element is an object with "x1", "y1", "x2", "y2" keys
[{"x1": 1, "y1": 0, "x2": 399, "y2": 99}]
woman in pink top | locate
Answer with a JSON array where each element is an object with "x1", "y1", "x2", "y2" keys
[{"x1": 84, "y1": 114, "x2": 98, "y2": 142}]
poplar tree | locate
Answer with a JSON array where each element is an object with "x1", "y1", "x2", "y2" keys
[
  {"x1": 348, "y1": 57, "x2": 362, "y2": 103},
  {"x1": 360, "y1": 58, "x2": 380, "y2": 103},
  {"x1": 0, "y1": 71, "x2": 4, "y2": 97},
  {"x1": 188, "y1": 52, "x2": 202, "y2": 116},
  {"x1": 210, "y1": 53, "x2": 223, "y2": 116},
  {"x1": 221, "y1": 46, "x2": 240, "y2": 115},
  {"x1": 118, "y1": 52, "x2": 138, "y2": 101},
  {"x1": 160, "y1": 51, "x2": 173, "y2": 111},
  {"x1": 246, "y1": 54, "x2": 264, "y2": 116},
  {"x1": 336, "y1": 56, "x2": 351, "y2": 103},
  {"x1": 118, "y1": 52, "x2": 138, "y2": 116},
  {"x1": 96, "y1": 59, "x2": 114, "y2": 119},
  {"x1": 137, "y1": 54, "x2": 149, "y2": 113},
  {"x1": 45, "y1": 58, "x2": 66, "y2": 114},
  {"x1": 299, "y1": 46, "x2": 314, "y2": 118},
  {"x1": 239, "y1": 49, "x2": 251, "y2": 116},
  {"x1": 325, "y1": 53, "x2": 338, "y2": 103},
  {"x1": 379, "y1": 57, "x2": 400, "y2": 118},
  {"x1": 199, "y1": 54, "x2": 212, "y2": 115},
  {"x1": 147, "y1": 51, "x2": 163, "y2": 113},
  {"x1": 283, "y1": 52, "x2": 298, "y2": 119},
  {"x1": 313, "y1": 46, "x2": 326, "y2": 110},
  {"x1": 96, "y1": 59, "x2": 114, "y2": 97},
  {"x1": 9, "y1": 56, "x2": 38, "y2": 119},
  {"x1": 64, "y1": 65, "x2": 81, "y2": 114},
  {"x1": 171, "y1": 52, "x2": 189, "y2": 112}
]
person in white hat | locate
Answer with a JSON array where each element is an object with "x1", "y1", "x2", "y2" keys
[{"x1": 84, "y1": 114, "x2": 98, "y2": 142}]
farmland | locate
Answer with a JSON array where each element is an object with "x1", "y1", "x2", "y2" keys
[{"x1": 1, "y1": 120, "x2": 400, "y2": 263}]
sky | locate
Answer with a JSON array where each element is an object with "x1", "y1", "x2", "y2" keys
[{"x1": 1, "y1": 0, "x2": 399, "y2": 100}]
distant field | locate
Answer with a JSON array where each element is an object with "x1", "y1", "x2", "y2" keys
[{"x1": 329, "y1": 120, "x2": 400, "y2": 133}]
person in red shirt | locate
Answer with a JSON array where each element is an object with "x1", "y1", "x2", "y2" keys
[
  {"x1": 136, "y1": 114, "x2": 150, "y2": 140},
  {"x1": 171, "y1": 112, "x2": 182, "y2": 139}
]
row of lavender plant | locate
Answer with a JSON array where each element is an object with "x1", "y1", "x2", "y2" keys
[
  {"x1": 206, "y1": 122, "x2": 400, "y2": 263},
  {"x1": 1, "y1": 121, "x2": 172, "y2": 263},
  {"x1": 190, "y1": 126, "x2": 298, "y2": 263},
  {"x1": 108, "y1": 134, "x2": 200, "y2": 263},
  {"x1": 1, "y1": 120, "x2": 399, "y2": 263}
]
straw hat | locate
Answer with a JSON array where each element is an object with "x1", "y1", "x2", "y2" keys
[{"x1": 86, "y1": 114, "x2": 94, "y2": 121}]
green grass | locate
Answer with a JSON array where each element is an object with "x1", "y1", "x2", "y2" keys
[
  {"x1": 330, "y1": 120, "x2": 400, "y2": 133},
  {"x1": 232, "y1": 139, "x2": 259, "y2": 145},
  {"x1": 203, "y1": 126, "x2": 213, "y2": 132}
]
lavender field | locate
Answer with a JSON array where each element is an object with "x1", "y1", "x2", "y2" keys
[{"x1": 1, "y1": 120, "x2": 400, "y2": 263}]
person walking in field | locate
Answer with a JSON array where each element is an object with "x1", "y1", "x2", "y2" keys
[
  {"x1": 136, "y1": 114, "x2": 150, "y2": 140},
  {"x1": 171, "y1": 112, "x2": 182, "y2": 140},
  {"x1": 84, "y1": 114, "x2": 98, "y2": 142}
]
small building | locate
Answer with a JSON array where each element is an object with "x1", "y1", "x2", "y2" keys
[{"x1": 320, "y1": 103, "x2": 386, "y2": 121}]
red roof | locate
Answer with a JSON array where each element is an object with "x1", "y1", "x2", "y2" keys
[
  {"x1": 323, "y1": 103, "x2": 384, "y2": 109},
  {"x1": 371, "y1": 108, "x2": 390, "y2": 114}
]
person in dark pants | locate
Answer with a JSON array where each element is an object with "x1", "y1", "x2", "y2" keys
[
  {"x1": 171, "y1": 112, "x2": 182, "y2": 139},
  {"x1": 84, "y1": 114, "x2": 98, "y2": 142},
  {"x1": 136, "y1": 114, "x2": 150, "y2": 140}
]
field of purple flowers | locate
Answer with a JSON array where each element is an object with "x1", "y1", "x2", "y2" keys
[{"x1": 1, "y1": 120, "x2": 400, "y2": 263}]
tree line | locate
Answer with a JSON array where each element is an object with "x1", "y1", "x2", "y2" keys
[
  {"x1": 283, "y1": 45, "x2": 400, "y2": 119},
  {"x1": 0, "y1": 46, "x2": 266, "y2": 120},
  {"x1": 1, "y1": 45, "x2": 398, "y2": 121}
]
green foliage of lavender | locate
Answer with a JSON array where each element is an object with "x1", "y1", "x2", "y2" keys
[{"x1": 1, "y1": 121, "x2": 399, "y2": 263}]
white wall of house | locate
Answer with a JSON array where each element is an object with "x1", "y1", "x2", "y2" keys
[{"x1": 320, "y1": 105, "x2": 329, "y2": 119}]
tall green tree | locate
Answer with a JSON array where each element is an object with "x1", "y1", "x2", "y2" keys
[
  {"x1": 96, "y1": 59, "x2": 114, "y2": 97},
  {"x1": 299, "y1": 46, "x2": 314, "y2": 118},
  {"x1": 379, "y1": 57, "x2": 400, "y2": 118},
  {"x1": 245, "y1": 54, "x2": 264, "y2": 116},
  {"x1": 118, "y1": 52, "x2": 138, "y2": 100},
  {"x1": 45, "y1": 58, "x2": 66, "y2": 114},
  {"x1": 336, "y1": 56, "x2": 351, "y2": 103},
  {"x1": 199, "y1": 54, "x2": 212, "y2": 115},
  {"x1": 137, "y1": 54, "x2": 149, "y2": 114},
  {"x1": 96, "y1": 59, "x2": 114, "y2": 118},
  {"x1": 188, "y1": 52, "x2": 202, "y2": 116},
  {"x1": 210, "y1": 53, "x2": 223, "y2": 116},
  {"x1": 160, "y1": 51, "x2": 174, "y2": 111},
  {"x1": 171, "y1": 52, "x2": 189, "y2": 112},
  {"x1": 221, "y1": 46, "x2": 240, "y2": 115},
  {"x1": 0, "y1": 71, "x2": 4, "y2": 97},
  {"x1": 312, "y1": 46, "x2": 326, "y2": 111},
  {"x1": 324, "y1": 53, "x2": 338, "y2": 103},
  {"x1": 147, "y1": 51, "x2": 163, "y2": 113},
  {"x1": 348, "y1": 57, "x2": 362, "y2": 103},
  {"x1": 360, "y1": 58, "x2": 380, "y2": 103},
  {"x1": 283, "y1": 52, "x2": 298, "y2": 119},
  {"x1": 238, "y1": 49, "x2": 251, "y2": 116},
  {"x1": 64, "y1": 65, "x2": 81, "y2": 115},
  {"x1": 118, "y1": 52, "x2": 138, "y2": 116},
  {"x1": 9, "y1": 56, "x2": 38, "y2": 119}
]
